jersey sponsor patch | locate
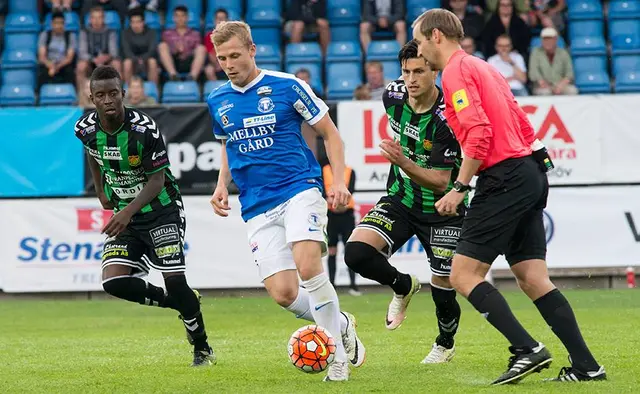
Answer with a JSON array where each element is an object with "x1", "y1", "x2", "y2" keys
[
  {"x1": 430, "y1": 226, "x2": 461, "y2": 247},
  {"x1": 243, "y1": 113, "x2": 277, "y2": 128},
  {"x1": 103, "y1": 148, "x2": 122, "y2": 160},
  {"x1": 293, "y1": 99, "x2": 313, "y2": 121},
  {"x1": 132, "y1": 124, "x2": 146, "y2": 133},
  {"x1": 257, "y1": 97, "x2": 275, "y2": 113},
  {"x1": 403, "y1": 123, "x2": 420, "y2": 141},
  {"x1": 388, "y1": 91, "x2": 404, "y2": 100},
  {"x1": 257, "y1": 86, "x2": 272, "y2": 96},
  {"x1": 111, "y1": 183, "x2": 144, "y2": 199},
  {"x1": 149, "y1": 224, "x2": 180, "y2": 247},
  {"x1": 452, "y1": 89, "x2": 469, "y2": 112}
]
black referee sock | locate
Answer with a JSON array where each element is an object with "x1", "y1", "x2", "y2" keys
[
  {"x1": 468, "y1": 281, "x2": 538, "y2": 349},
  {"x1": 328, "y1": 254, "x2": 337, "y2": 286},
  {"x1": 165, "y1": 275, "x2": 209, "y2": 350},
  {"x1": 431, "y1": 286, "x2": 461, "y2": 349},
  {"x1": 102, "y1": 276, "x2": 178, "y2": 309},
  {"x1": 534, "y1": 289, "x2": 599, "y2": 372},
  {"x1": 344, "y1": 242, "x2": 412, "y2": 295}
]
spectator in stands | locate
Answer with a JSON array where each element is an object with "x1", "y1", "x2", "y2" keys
[
  {"x1": 483, "y1": 0, "x2": 531, "y2": 60},
  {"x1": 204, "y1": 8, "x2": 229, "y2": 81},
  {"x1": 121, "y1": 8, "x2": 159, "y2": 84},
  {"x1": 76, "y1": 6, "x2": 121, "y2": 94},
  {"x1": 483, "y1": 0, "x2": 530, "y2": 21},
  {"x1": 447, "y1": 0, "x2": 484, "y2": 44},
  {"x1": 360, "y1": 0, "x2": 406, "y2": 53},
  {"x1": 528, "y1": 27, "x2": 578, "y2": 95},
  {"x1": 487, "y1": 35, "x2": 528, "y2": 96},
  {"x1": 158, "y1": 5, "x2": 207, "y2": 81},
  {"x1": 46, "y1": 0, "x2": 73, "y2": 12},
  {"x1": 287, "y1": 0, "x2": 330, "y2": 55},
  {"x1": 81, "y1": 0, "x2": 129, "y2": 22},
  {"x1": 461, "y1": 36, "x2": 485, "y2": 59},
  {"x1": 530, "y1": 0, "x2": 566, "y2": 33},
  {"x1": 128, "y1": 0, "x2": 159, "y2": 12},
  {"x1": 364, "y1": 61, "x2": 392, "y2": 100},
  {"x1": 295, "y1": 68, "x2": 323, "y2": 98},
  {"x1": 353, "y1": 84, "x2": 372, "y2": 100},
  {"x1": 124, "y1": 75, "x2": 156, "y2": 106},
  {"x1": 37, "y1": 11, "x2": 76, "y2": 89}
]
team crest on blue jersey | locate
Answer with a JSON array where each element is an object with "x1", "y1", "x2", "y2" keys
[
  {"x1": 257, "y1": 86, "x2": 272, "y2": 96},
  {"x1": 221, "y1": 115, "x2": 229, "y2": 126},
  {"x1": 257, "y1": 97, "x2": 275, "y2": 113}
]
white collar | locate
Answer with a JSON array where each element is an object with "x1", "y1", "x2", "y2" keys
[{"x1": 230, "y1": 69, "x2": 265, "y2": 93}]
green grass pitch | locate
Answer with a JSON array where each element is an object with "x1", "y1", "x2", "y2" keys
[{"x1": 0, "y1": 289, "x2": 638, "y2": 393}]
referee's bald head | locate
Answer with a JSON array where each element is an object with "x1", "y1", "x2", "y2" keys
[{"x1": 412, "y1": 8, "x2": 465, "y2": 43}]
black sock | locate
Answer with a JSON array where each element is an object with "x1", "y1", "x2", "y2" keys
[
  {"x1": 328, "y1": 254, "x2": 337, "y2": 286},
  {"x1": 103, "y1": 276, "x2": 178, "y2": 309},
  {"x1": 534, "y1": 289, "x2": 599, "y2": 372},
  {"x1": 348, "y1": 269, "x2": 358, "y2": 290},
  {"x1": 431, "y1": 286, "x2": 461, "y2": 349},
  {"x1": 165, "y1": 275, "x2": 209, "y2": 350},
  {"x1": 344, "y1": 242, "x2": 412, "y2": 295},
  {"x1": 468, "y1": 281, "x2": 538, "y2": 349}
]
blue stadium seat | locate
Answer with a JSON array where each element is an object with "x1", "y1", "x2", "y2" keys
[
  {"x1": 613, "y1": 55, "x2": 640, "y2": 76},
  {"x1": 0, "y1": 84, "x2": 36, "y2": 106},
  {"x1": 610, "y1": 20, "x2": 640, "y2": 55},
  {"x1": 575, "y1": 71, "x2": 610, "y2": 93},
  {"x1": 326, "y1": 62, "x2": 362, "y2": 100},
  {"x1": 327, "y1": 0, "x2": 360, "y2": 25},
  {"x1": 164, "y1": 10, "x2": 201, "y2": 29},
  {"x1": 613, "y1": 56, "x2": 640, "y2": 91},
  {"x1": 407, "y1": 0, "x2": 439, "y2": 9},
  {"x1": 367, "y1": 40, "x2": 401, "y2": 61},
  {"x1": 380, "y1": 61, "x2": 402, "y2": 81},
  {"x1": 257, "y1": 62, "x2": 284, "y2": 71},
  {"x1": 124, "y1": 11, "x2": 161, "y2": 30},
  {"x1": 285, "y1": 63, "x2": 322, "y2": 93},
  {"x1": 167, "y1": 0, "x2": 202, "y2": 15},
  {"x1": 203, "y1": 80, "x2": 229, "y2": 97},
  {"x1": 246, "y1": 9, "x2": 281, "y2": 28},
  {"x1": 330, "y1": 25, "x2": 358, "y2": 42},
  {"x1": 1, "y1": 69, "x2": 35, "y2": 87},
  {"x1": 570, "y1": 36, "x2": 607, "y2": 56},
  {"x1": 162, "y1": 81, "x2": 200, "y2": 103},
  {"x1": 530, "y1": 36, "x2": 566, "y2": 50},
  {"x1": 567, "y1": 0, "x2": 603, "y2": 20},
  {"x1": 251, "y1": 28, "x2": 281, "y2": 46},
  {"x1": 4, "y1": 33, "x2": 38, "y2": 51},
  {"x1": 286, "y1": 43, "x2": 323, "y2": 63},
  {"x1": 207, "y1": 0, "x2": 243, "y2": 16},
  {"x1": 326, "y1": 41, "x2": 362, "y2": 63},
  {"x1": 205, "y1": 9, "x2": 241, "y2": 29},
  {"x1": 408, "y1": 6, "x2": 430, "y2": 22},
  {"x1": 569, "y1": 20, "x2": 603, "y2": 40},
  {"x1": 247, "y1": 0, "x2": 281, "y2": 13},
  {"x1": 44, "y1": 12, "x2": 80, "y2": 32},
  {"x1": 39, "y1": 83, "x2": 77, "y2": 105},
  {"x1": 1, "y1": 48, "x2": 37, "y2": 70},
  {"x1": 144, "y1": 82, "x2": 159, "y2": 102},
  {"x1": 573, "y1": 56, "x2": 607, "y2": 73},
  {"x1": 255, "y1": 43, "x2": 282, "y2": 64},
  {"x1": 84, "y1": 10, "x2": 121, "y2": 31},
  {"x1": 609, "y1": 1, "x2": 640, "y2": 19},
  {"x1": 8, "y1": 0, "x2": 38, "y2": 14},
  {"x1": 5, "y1": 13, "x2": 41, "y2": 33}
]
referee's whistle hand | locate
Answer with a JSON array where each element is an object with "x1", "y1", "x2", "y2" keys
[
  {"x1": 210, "y1": 186, "x2": 231, "y2": 217},
  {"x1": 435, "y1": 190, "x2": 465, "y2": 217}
]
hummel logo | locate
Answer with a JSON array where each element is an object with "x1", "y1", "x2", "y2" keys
[
  {"x1": 183, "y1": 317, "x2": 199, "y2": 331},
  {"x1": 151, "y1": 130, "x2": 160, "y2": 139},
  {"x1": 314, "y1": 300, "x2": 333, "y2": 311}
]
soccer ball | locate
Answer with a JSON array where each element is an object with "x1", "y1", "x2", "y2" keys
[{"x1": 287, "y1": 325, "x2": 336, "y2": 373}]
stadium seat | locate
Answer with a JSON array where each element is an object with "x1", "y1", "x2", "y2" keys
[
  {"x1": 327, "y1": 2, "x2": 360, "y2": 25},
  {"x1": 207, "y1": 0, "x2": 243, "y2": 16},
  {"x1": 255, "y1": 43, "x2": 282, "y2": 64},
  {"x1": 257, "y1": 62, "x2": 283, "y2": 71},
  {"x1": 1, "y1": 69, "x2": 35, "y2": 87},
  {"x1": 381, "y1": 61, "x2": 402, "y2": 80},
  {"x1": 285, "y1": 63, "x2": 323, "y2": 93},
  {"x1": 570, "y1": 36, "x2": 607, "y2": 56},
  {"x1": 162, "y1": 81, "x2": 200, "y2": 103},
  {"x1": 609, "y1": 1, "x2": 640, "y2": 19},
  {"x1": 164, "y1": 10, "x2": 201, "y2": 29},
  {"x1": 407, "y1": 0, "x2": 440, "y2": 9},
  {"x1": 143, "y1": 82, "x2": 159, "y2": 102},
  {"x1": 613, "y1": 55, "x2": 640, "y2": 76},
  {"x1": 530, "y1": 36, "x2": 566, "y2": 50},
  {"x1": 251, "y1": 28, "x2": 281, "y2": 46},
  {"x1": 84, "y1": 10, "x2": 121, "y2": 31},
  {"x1": 1, "y1": 47, "x2": 38, "y2": 69},
  {"x1": 573, "y1": 56, "x2": 608, "y2": 73},
  {"x1": 408, "y1": 6, "x2": 430, "y2": 22},
  {"x1": 124, "y1": 11, "x2": 161, "y2": 30},
  {"x1": 44, "y1": 12, "x2": 80, "y2": 32},
  {"x1": 330, "y1": 25, "x2": 359, "y2": 42},
  {"x1": 245, "y1": 9, "x2": 281, "y2": 28},
  {"x1": 575, "y1": 71, "x2": 610, "y2": 93},
  {"x1": 286, "y1": 43, "x2": 323, "y2": 63},
  {"x1": 613, "y1": 56, "x2": 640, "y2": 91},
  {"x1": 4, "y1": 13, "x2": 41, "y2": 33},
  {"x1": 4, "y1": 32, "x2": 38, "y2": 51},
  {"x1": 0, "y1": 84, "x2": 36, "y2": 106},
  {"x1": 326, "y1": 62, "x2": 362, "y2": 100},
  {"x1": 367, "y1": 40, "x2": 402, "y2": 61},
  {"x1": 609, "y1": 20, "x2": 640, "y2": 55},
  {"x1": 8, "y1": 0, "x2": 38, "y2": 14},
  {"x1": 205, "y1": 9, "x2": 241, "y2": 29},
  {"x1": 247, "y1": 0, "x2": 282, "y2": 14},
  {"x1": 39, "y1": 83, "x2": 77, "y2": 105},
  {"x1": 569, "y1": 20, "x2": 603, "y2": 40},
  {"x1": 203, "y1": 80, "x2": 229, "y2": 97},
  {"x1": 167, "y1": 0, "x2": 202, "y2": 15},
  {"x1": 567, "y1": 0, "x2": 603, "y2": 20},
  {"x1": 326, "y1": 41, "x2": 362, "y2": 63}
]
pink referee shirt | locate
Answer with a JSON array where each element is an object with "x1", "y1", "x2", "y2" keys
[{"x1": 441, "y1": 50, "x2": 535, "y2": 172}]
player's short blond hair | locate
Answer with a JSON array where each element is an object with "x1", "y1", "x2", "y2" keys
[
  {"x1": 412, "y1": 9, "x2": 465, "y2": 43},
  {"x1": 210, "y1": 21, "x2": 254, "y2": 48}
]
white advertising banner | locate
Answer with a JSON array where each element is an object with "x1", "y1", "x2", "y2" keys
[
  {"x1": 337, "y1": 95, "x2": 640, "y2": 189},
  {"x1": 2, "y1": 188, "x2": 640, "y2": 292}
]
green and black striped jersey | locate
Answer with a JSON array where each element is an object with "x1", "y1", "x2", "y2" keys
[
  {"x1": 383, "y1": 80, "x2": 465, "y2": 214},
  {"x1": 74, "y1": 108, "x2": 181, "y2": 215}
]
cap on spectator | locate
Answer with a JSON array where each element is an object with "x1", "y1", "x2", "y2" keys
[{"x1": 540, "y1": 27, "x2": 558, "y2": 38}]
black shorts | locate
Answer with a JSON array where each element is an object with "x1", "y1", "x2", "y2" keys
[
  {"x1": 327, "y1": 212, "x2": 355, "y2": 247},
  {"x1": 172, "y1": 54, "x2": 193, "y2": 74},
  {"x1": 356, "y1": 196, "x2": 463, "y2": 276},
  {"x1": 287, "y1": 0, "x2": 327, "y2": 23},
  {"x1": 101, "y1": 202, "x2": 187, "y2": 274},
  {"x1": 456, "y1": 155, "x2": 549, "y2": 266}
]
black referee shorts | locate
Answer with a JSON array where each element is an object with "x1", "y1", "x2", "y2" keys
[
  {"x1": 327, "y1": 212, "x2": 355, "y2": 248},
  {"x1": 456, "y1": 155, "x2": 549, "y2": 266}
]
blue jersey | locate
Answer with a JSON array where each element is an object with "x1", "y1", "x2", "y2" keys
[{"x1": 206, "y1": 70, "x2": 329, "y2": 221}]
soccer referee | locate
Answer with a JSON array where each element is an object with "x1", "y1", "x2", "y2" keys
[{"x1": 412, "y1": 9, "x2": 606, "y2": 385}]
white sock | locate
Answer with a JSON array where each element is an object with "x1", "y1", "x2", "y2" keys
[
  {"x1": 285, "y1": 287, "x2": 348, "y2": 334},
  {"x1": 302, "y1": 273, "x2": 347, "y2": 361}
]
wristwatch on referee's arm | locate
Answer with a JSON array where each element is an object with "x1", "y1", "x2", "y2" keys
[{"x1": 453, "y1": 181, "x2": 471, "y2": 193}]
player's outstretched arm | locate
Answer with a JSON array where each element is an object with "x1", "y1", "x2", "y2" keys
[
  {"x1": 210, "y1": 140, "x2": 231, "y2": 217},
  {"x1": 311, "y1": 114, "x2": 351, "y2": 209},
  {"x1": 85, "y1": 151, "x2": 113, "y2": 210}
]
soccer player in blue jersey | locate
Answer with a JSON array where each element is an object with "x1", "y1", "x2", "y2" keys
[{"x1": 206, "y1": 21, "x2": 365, "y2": 381}]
